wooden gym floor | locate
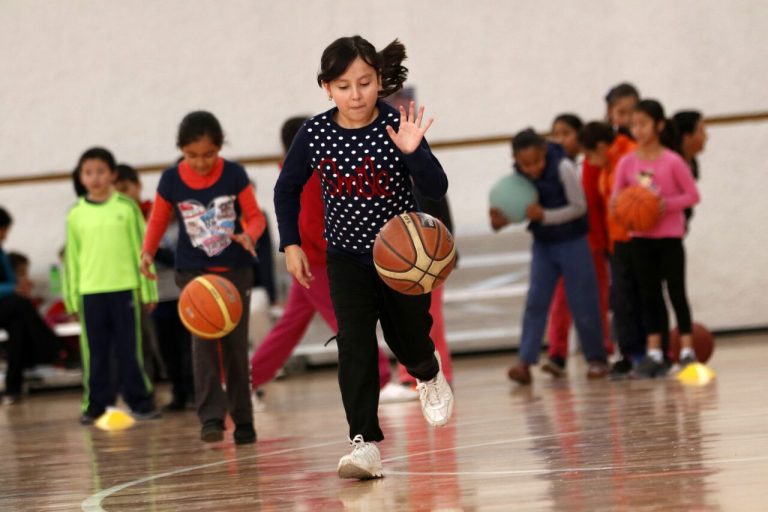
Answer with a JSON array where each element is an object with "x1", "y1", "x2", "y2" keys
[{"x1": 1, "y1": 333, "x2": 767, "y2": 511}]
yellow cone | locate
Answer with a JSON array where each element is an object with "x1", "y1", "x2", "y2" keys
[
  {"x1": 95, "y1": 407, "x2": 136, "y2": 431},
  {"x1": 676, "y1": 362, "x2": 716, "y2": 386}
]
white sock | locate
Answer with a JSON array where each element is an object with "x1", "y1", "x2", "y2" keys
[
  {"x1": 680, "y1": 347, "x2": 695, "y2": 360},
  {"x1": 648, "y1": 349, "x2": 663, "y2": 363}
]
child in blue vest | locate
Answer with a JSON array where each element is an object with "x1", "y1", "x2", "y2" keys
[{"x1": 491, "y1": 129, "x2": 608, "y2": 384}]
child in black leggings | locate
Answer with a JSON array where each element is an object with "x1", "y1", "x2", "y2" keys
[{"x1": 612, "y1": 100, "x2": 700, "y2": 378}]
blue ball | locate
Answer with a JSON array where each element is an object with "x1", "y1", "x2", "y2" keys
[{"x1": 489, "y1": 173, "x2": 539, "y2": 223}]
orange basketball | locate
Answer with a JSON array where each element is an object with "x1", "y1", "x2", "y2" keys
[
  {"x1": 373, "y1": 212, "x2": 457, "y2": 295},
  {"x1": 668, "y1": 322, "x2": 715, "y2": 363},
  {"x1": 612, "y1": 185, "x2": 663, "y2": 232},
  {"x1": 178, "y1": 274, "x2": 243, "y2": 340}
]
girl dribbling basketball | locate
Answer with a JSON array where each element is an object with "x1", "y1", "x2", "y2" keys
[
  {"x1": 273, "y1": 35, "x2": 454, "y2": 480},
  {"x1": 140, "y1": 111, "x2": 267, "y2": 444}
]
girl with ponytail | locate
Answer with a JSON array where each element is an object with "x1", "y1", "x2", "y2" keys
[
  {"x1": 274, "y1": 35, "x2": 453, "y2": 479},
  {"x1": 612, "y1": 99, "x2": 701, "y2": 378}
]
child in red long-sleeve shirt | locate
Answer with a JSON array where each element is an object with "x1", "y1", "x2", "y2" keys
[{"x1": 141, "y1": 111, "x2": 267, "y2": 444}]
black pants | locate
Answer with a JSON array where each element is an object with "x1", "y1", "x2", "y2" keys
[
  {"x1": 0, "y1": 294, "x2": 59, "y2": 395},
  {"x1": 631, "y1": 238, "x2": 692, "y2": 336},
  {"x1": 327, "y1": 252, "x2": 438, "y2": 442},
  {"x1": 152, "y1": 300, "x2": 194, "y2": 404},
  {"x1": 175, "y1": 267, "x2": 253, "y2": 425},
  {"x1": 80, "y1": 290, "x2": 155, "y2": 415},
  {"x1": 609, "y1": 242, "x2": 648, "y2": 359}
]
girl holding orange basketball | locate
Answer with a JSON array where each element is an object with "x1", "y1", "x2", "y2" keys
[
  {"x1": 273, "y1": 35, "x2": 453, "y2": 480},
  {"x1": 141, "y1": 111, "x2": 267, "y2": 444},
  {"x1": 612, "y1": 99, "x2": 700, "y2": 378}
]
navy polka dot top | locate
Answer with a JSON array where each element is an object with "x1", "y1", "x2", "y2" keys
[{"x1": 274, "y1": 100, "x2": 448, "y2": 262}]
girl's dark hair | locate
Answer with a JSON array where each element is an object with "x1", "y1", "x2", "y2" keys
[
  {"x1": 672, "y1": 110, "x2": 703, "y2": 158},
  {"x1": 71, "y1": 168, "x2": 87, "y2": 197},
  {"x1": 116, "y1": 164, "x2": 139, "y2": 184},
  {"x1": 8, "y1": 252, "x2": 28, "y2": 270},
  {"x1": 77, "y1": 147, "x2": 116, "y2": 172},
  {"x1": 281, "y1": 116, "x2": 309, "y2": 152},
  {"x1": 0, "y1": 207, "x2": 12, "y2": 229},
  {"x1": 634, "y1": 99, "x2": 677, "y2": 149},
  {"x1": 512, "y1": 128, "x2": 546, "y2": 153},
  {"x1": 177, "y1": 111, "x2": 224, "y2": 148},
  {"x1": 579, "y1": 121, "x2": 616, "y2": 150},
  {"x1": 605, "y1": 82, "x2": 640, "y2": 106},
  {"x1": 317, "y1": 35, "x2": 408, "y2": 98},
  {"x1": 553, "y1": 113, "x2": 583, "y2": 132},
  {"x1": 672, "y1": 110, "x2": 702, "y2": 137}
]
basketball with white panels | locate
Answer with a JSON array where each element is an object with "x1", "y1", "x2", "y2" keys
[{"x1": 373, "y1": 212, "x2": 457, "y2": 295}]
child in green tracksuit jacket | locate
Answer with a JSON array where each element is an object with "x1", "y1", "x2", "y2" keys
[{"x1": 64, "y1": 147, "x2": 159, "y2": 424}]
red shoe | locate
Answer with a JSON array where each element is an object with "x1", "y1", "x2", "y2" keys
[
  {"x1": 586, "y1": 361, "x2": 609, "y2": 379},
  {"x1": 507, "y1": 363, "x2": 532, "y2": 385}
]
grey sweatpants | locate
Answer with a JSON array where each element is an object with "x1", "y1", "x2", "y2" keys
[{"x1": 175, "y1": 266, "x2": 254, "y2": 425}]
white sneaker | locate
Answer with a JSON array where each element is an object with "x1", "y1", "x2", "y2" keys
[
  {"x1": 379, "y1": 382, "x2": 419, "y2": 403},
  {"x1": 337, "y1": 435, "x2": 383, "y2": 479},
  {"x1": 416, "y1": 370, "x2": 454, "y2": 427},
  {"x1": 251, "y1": 390, "x2": 266, "y2": 413}
]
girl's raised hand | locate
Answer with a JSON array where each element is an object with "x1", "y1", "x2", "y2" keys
[
  {"x1": 284, "y1": 244, "x2": 314, "y2": 289},
  {"x1": 386, "y1": 101, "x2": 434, "y2": 155}
]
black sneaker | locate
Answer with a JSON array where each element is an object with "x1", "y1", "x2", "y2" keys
[
  {"x1": 609, "y1": 358, "x2": 633, "y2": 380},
  {"x1": 541, "y1": 358, "x2": 566, "y2": 378},
  {"x1": 234, "y1": 423, "x2": 257, "y2": 445},
  {"x1": 631, "y1": 356, "x2": 667, "y2": 379},
  {"x1": 131, "y1": 408, "x2": 162, "y2": 421},
  {"x1": 201, "y1": 419, "x2": 225, "y2": 443},
  {"x1": 80, "y1": 410, "x2": 104, "y2": 425},
  {"x1": 679, "y1": 353, "x2": 697, "y2": 368}
]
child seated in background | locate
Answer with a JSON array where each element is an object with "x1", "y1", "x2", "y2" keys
[{"x1": 0, "y1": 208, "x2": 62, "y2": 404}]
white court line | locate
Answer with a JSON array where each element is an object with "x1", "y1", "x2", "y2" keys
[
  {"x1": 80, "y1": 416, "x2": 553, "y2": 510},
  {"x1": 380, "y1": 431, "x2": 768, "y2": 477},
  {"x1": 80, "y1": 439, "x2": 340, "y2": 512},
  {"x1": 81, "y1": 418, "x2": 766, "y2": 509},
  {"x1": 383, "y1": 455, "x2": 768, "y2": 477}
]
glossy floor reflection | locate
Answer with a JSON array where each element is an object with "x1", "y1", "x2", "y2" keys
[{"x1": 1, "y1": 335, "x2": 766, "y2": 511}]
